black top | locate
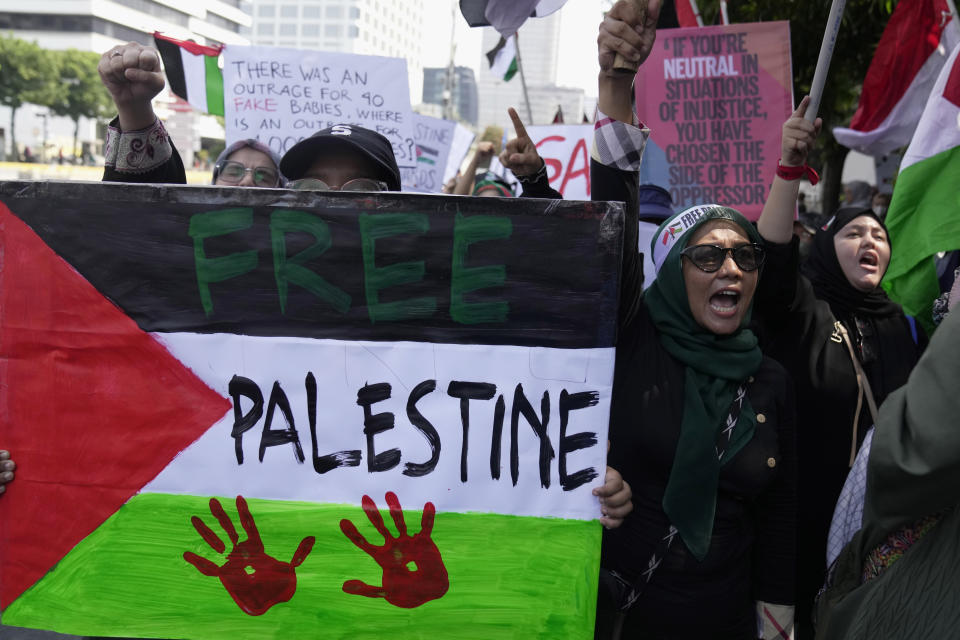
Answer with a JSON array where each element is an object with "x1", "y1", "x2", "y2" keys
[
  {"x1": 752, "y1": 237, "x2": 925, "y2": 630},
  {"x1": 594, "y1": 159, "x2": 797, "y2": 638}
]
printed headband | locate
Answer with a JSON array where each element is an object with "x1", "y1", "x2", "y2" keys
[{"x1": 652, "y1": 204, "x2": 725, "y2": 273}]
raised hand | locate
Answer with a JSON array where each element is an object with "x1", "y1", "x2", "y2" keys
[
  {"x1": 183, "y1": 495, "x2": 315, "y2": 616},
  {"x1": 97, "y1": 42, "x2": 165, "y2": 131},
  {"x1": 499, "y1": 107, "x2": 544, "y2": 179},
  {"x1": 340, "y1": 492, "x2": 449, "y2": 608},
  {"x1": 598, "y1": 0, "x2": 663, "y2": 74},
  {"x1": 781, "y1": 96, "x2": 822, "y2": 167},
  {"x1": 598, "y1": 0, "x2": 663, "y2": 123}
]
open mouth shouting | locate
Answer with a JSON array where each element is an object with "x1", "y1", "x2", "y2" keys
[
  {"x1": 858, "y1": 250, "x2": 879, "y2": 271},
  {"x1": 709, "y1": 288, "x2": 741, "y2": 317}
]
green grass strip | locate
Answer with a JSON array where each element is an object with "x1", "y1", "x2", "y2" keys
[{"x1": 5, "y1": 493, "x2": 600, "y2": 639}]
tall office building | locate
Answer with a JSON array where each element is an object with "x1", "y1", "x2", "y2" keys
[
  {"x1": 422, "y1": 66, "x2": 478, "y2": 126},
  {"x1": 247, "y1": 0, "x2": 426, "y2": 105},
  {"x1": 0, "y1": 0, "x2": 251, "y2": 162},
  {"x1": 476, "y1": 12, "x2": 584, "y2": 129}
]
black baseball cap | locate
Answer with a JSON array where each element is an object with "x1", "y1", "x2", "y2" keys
[{"x1": 280, "y1": 124, "x2": 401, "y2": 190}]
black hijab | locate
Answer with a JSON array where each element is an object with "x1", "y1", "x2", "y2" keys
[
  {"x1": 803, "y1": 207, "x2": 901, "y2": 317},
  {"x1": 803, "y1": 207, "x2": 922, "y2": 401}
]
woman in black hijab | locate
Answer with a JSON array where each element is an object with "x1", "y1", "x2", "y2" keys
[{"x1": 754, "y1": 98, "x2": 925, "y2": 638}]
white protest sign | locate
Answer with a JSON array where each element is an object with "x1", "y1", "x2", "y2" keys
[
  {"x1": 223, "y1": 46, "x2": 417, "y2": 169},
  {"x1": 443, "y1": 122, "x2": 477, "y2": 184},
  {"x1": 527, "y1": 124, "x2": 594, "y2": 200},
  {"x1": 403, "y1": 114, "x2": 457, "y2": 192}
]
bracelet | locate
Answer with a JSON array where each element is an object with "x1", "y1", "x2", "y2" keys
[
  {"x1": 776, "y1": 159, "x2": 820, "y2": 185},
  {"x1": 516, "y1": 159, "x2": 547, "y2": 184}
]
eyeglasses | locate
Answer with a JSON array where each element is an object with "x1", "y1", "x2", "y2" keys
[
  {"x1": 680, "y1": 243, "x2": 765, "y2": 272},
  {"x1": 217, "y1": 161, "x2": 279, "y2": 187},
  {"x1": 288, "y1": 177, "x2": 389, "y2": 192}
]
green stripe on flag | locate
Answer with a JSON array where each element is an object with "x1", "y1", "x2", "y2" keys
[
  {"x1": 883, "y1": 144, "x2": 960, "y2": 335},
  {"x1": 504, "y1": 58, "x2": 518, "y2": 82},
  {"x1": 6, "y1": 493, "x2": 600, "y2": 638},
  {"x1": 205, "y1": 54, "x2": 224, "y2": 116}
]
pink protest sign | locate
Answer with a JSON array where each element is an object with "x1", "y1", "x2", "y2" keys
[{"x1": 635, "y1": 22, "x2": 793, "y2": 220}]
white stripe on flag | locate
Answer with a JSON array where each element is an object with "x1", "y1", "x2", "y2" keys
[
  {"x1": 833, "y1": 31, "x2": 959, "y2": 156},
  {"x1": 900, "y1": 43, "x2": 960, "y2": 172},
  {"x1": 490, "y1": 35, "x2": 517, "y2": 80},
  {"x1": 144, "y1": 333, "x2": 614, "y2": 521},
  {"x1": 180, "y1": 49, "x2": 208, "y2": 113}
]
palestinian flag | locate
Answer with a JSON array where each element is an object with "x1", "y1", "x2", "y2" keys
[
  {"x1": 0, "y1": 180, "x2": 621, "y2": 638},
  {"x1": 486, "y1": 35, "x2": 518, "y2": 82},
  {"x1": 883, "y1": 43, "x2": 960, "y2": 335},
  {"x1": 832, "y1": 0, "x2": 959, "y2": 156},
  {"x1": 460, "y1": 0, "x2": 568, "y2": 37},
  {"x1": 154, "y1": 32, "x2": 225, "y2": 116}
]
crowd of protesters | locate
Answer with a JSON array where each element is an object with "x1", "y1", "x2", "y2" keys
[{"x1": 5, "y1": 1, "x2": 960, "y2": 639}]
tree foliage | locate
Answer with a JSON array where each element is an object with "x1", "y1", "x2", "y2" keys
[
  {"x1": 0, "y1": 33, "x2": 59, "y2": 159},
  {"x1": 49, "y1": 49, "x2": 114, "y2": 158},
  {"x1": 700, "y1": 0, "x2": 898, "y2": 213}
]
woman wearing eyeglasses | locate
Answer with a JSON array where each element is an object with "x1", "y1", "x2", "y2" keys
[
  {"x1": 753, "y1": 98, "x2": 926, "y2": 639},
  {"x1": 591, "y1": 4, "x2": 797, "y2": 638},
  {"x1": 211, "y1": 140, "x2": 285, "y2": 188}
]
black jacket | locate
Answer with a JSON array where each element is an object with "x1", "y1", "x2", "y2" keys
[{"x1": 595, "y1": 159, "x2": 797, "y2": 638}]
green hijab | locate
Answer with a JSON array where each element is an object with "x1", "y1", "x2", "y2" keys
[{"x1": 644, "y1": 204, "x2": 764, "y2": 561}]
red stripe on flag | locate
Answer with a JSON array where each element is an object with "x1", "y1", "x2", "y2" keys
[
  {"x1": 848, "y1": 0, "x2": 952, "y2": 131},
  {"x1": 944, "y1": 50, "x2": 960, "y2": 107},
  {"x1": 153, "y1": 31, "x2": 223, "y2": 57},
  {"x1": 0, "y1": 204, "x2": 231, "y2": 608}
]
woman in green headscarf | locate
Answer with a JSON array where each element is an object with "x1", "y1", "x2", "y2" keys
[
  {"x1": 591, "y1": 6, "x2": 797, "y2": 637},
  {"x1": 594, "y1": 202, "x2": 798, "y2": 638}
]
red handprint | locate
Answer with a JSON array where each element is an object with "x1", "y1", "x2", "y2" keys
[
  {"x1": 183, "y1": 495, "x2": 315, "y2": 616},
  {"x1": 339, "y1": 492, "x2": 449, "y2": 608}
]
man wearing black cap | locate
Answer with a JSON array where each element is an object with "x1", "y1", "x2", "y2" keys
[{"x1": 280, "y1": 124, "x2": 401, "y2": 192}]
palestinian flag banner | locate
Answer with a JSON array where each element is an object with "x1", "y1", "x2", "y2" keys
[
  {"x1": 832, "y1": 0, "x2": 959, "y2": 156},
  {"x1": 486, "y1": 35, "x2": 518, "y2": 82},
  {"x1": 154, "y1": 32, "x2": 225, "y2": 116},
  {"x1": 883, "y1": 42, "x2": 960, "y2": 335},
  {"x1": 0, "y1": 181, "x2": 623, "y2": 638}
]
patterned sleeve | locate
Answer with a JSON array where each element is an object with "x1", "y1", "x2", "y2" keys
[
  {"x1": 102, "y1": 117, "x2": 186, "y2": 184},
  {"x1": 590, "y1": 110, "x2": 650, "y2": 172}
]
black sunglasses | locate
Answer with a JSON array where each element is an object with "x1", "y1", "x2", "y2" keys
[{"x1": 680, "y1": 243, "x2": 765, "y2": 272}]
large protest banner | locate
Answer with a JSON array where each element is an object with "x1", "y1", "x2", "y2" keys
[
  {"x1": 528, "y1": 124, "x2": 594, "y2": 201},
  {"x1": 223, "y1": 46, "x2": 417, "y2": 170},
  {"x1": 0, "y1": 181, "x2": 622, "y2": 639},
  {"x1": 635, "y1": 22, "x2": 793, "y2": 219}
]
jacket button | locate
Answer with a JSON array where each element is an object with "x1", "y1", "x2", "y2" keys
[
  {"x1": 756, "y1": 413, "x2": 766, "y2": 423},
  {"x1": 767, "y1": 457, "x2": 776, "y2": 468}
]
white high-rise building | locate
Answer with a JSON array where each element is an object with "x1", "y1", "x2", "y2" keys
[
  {"x1": 0, "y1": 0, "x2": 251, "y2": 162},
  {"x1": 247, "y1": 0, "x2": 426, "y2": 108},
  {"x1": 476, "y1": 12, "x2": 584, "y2": 129}
]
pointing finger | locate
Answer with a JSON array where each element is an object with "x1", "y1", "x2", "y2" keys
[{"x1": 508, "y1": 107, "x2": 529, "y2": 140}]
